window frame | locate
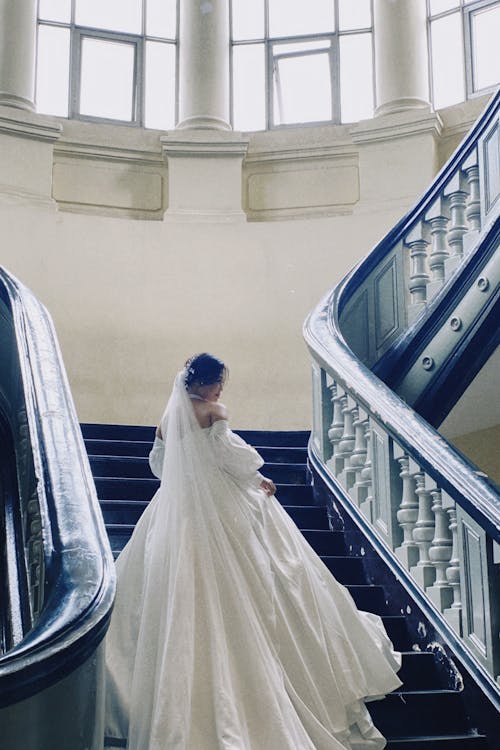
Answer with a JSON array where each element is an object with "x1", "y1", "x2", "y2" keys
[
  {"x1": 36, "y1": 0, "x2": 179, "y2": 128},
  {"x1": 427, "y1": 0, "x2": 500, "y2": 109},
  {"x1": 229, "y1": 1, "x2": 375, "y2": 131}
]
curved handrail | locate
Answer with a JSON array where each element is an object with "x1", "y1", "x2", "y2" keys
[
  {"x1": 304, "y1": 91, "x2": 500, "y2": 691},
  {"x1": 339, "y1": 89, "x2": 499, "y2": 326},
  {"x1": 0, "y1": 267, "x2": 115, "y2": 705},
  {"x1": 304, "y1": 287, "x2": 500, "y2": 538}
]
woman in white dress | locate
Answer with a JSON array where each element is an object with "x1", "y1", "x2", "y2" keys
[{"x1": 105, "y1": 354, "x2": 402, "y2": 750}]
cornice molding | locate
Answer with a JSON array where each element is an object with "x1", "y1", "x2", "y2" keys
[
  {"x1": 245, "y1": 142, "x2": 358, "y2": 166},
  {"x1": 161, "y1": 130, "x2": 249, "y2": 158},
  {"x1": 351, "y1": 110, "x2": 444, "y2": 146},
  {"x1": 0, "y1": 111, "x2": 62, "y2": 143},
  {"x1": 54, "y1": 140, "x2": 163, "y2": 167}
]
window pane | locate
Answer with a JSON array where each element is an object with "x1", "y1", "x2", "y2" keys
[
  {"x1": 429, "y1": 0, "x2": 459, "y2": 14},
  {"x1": 430, "y1": 13, "x2": 465, "y2": 108},
  {"x1": 36, "y1": 25, "x2": 70, "y2": 116},
  {"x1": 75, "y1": 0, "x2": 142, "y2": 35},
  {"x1": 340, "y1": 33, "x2": 374, "y2": 122},
  {"x1": 232, "y1": 44, "x2": 266, "y2": 130},
  {"x1": 338, "y1": 0, "x2": 371, "y2": 30},
  {"x1": 38, "y1": 0, "x2": 71, "y2": 23},
  {"x1": 232, "y1": 0, "x2": 265, "y2": 40},
  {"x1": 274, "y1": 40, "x2": 331, "y2": 55},
  {"x1": 145, "y1": 41, "x2": 176, "y2": 129},
  {"x1": 79, "y1": 38, "x2": 136, "y2": 120},
  {"x1": 146, "y1": 0, "x2": 176, "y2": 39},
  {"x1": 471, "y1": 6, "x2": 500, "y2": 91},
  {"x1": 274, "y1": 53, "x2": 331, "y2": 125},
  {"x1": 268, "y1": 0, "x2": 334, "y2": 37}
]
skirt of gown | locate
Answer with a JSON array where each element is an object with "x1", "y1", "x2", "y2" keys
[{"x1": 105, "y1": 465, "x2": 402, "y2": 750}]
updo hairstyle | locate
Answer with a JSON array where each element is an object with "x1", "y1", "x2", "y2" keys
[{"x1": 184, "y1": 353, "x2": 228, "y2": 389}]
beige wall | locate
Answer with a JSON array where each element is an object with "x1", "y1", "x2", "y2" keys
[
  {"x1": 448, "y1": 425, "x2": 500, "y2": 486},
  {"x1": 0, "y1": 96, "x2": 491, "y2": 430}
]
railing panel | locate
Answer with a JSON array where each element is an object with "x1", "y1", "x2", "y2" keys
[
  {"x1": 307, "y1": 352, "x2": 499, "y2": 690},
  {"x1": 340, "y1": 91, "x2": 499, "y2": 370},
  {"x1": 0, "y1": 267, "x2": 115, "y2": 750}
]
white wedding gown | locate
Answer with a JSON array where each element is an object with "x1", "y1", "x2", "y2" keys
[{"x1": 105, "y1": 374, "x2": 402, "y2": 750}]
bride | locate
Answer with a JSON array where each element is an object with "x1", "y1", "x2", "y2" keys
[{"x1": 105, "y1": 353, "x2": 402, "y2": 750}]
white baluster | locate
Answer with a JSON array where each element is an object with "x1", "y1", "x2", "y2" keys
[
  {"x1": 359, "y1": 420, "x2": 374, "y2": 522},
  {"x1": 410, "y1": 471, "x2": 436, "y2": 589},
  {"x1": 350, "y1": 407, "x2": 369, "y2": 508},
  {"x1": 442, "y1": 499, "x2": 463, "y2": 635},
  {"x1": 326, "y1": 382, "x2": 345, "y2": 476},
  {"x1": 463, "y1": 149, "x2": 481, "y2": 254},
  {"x1": 444, "y1": 171, "x2": 468, "y2": 277},
  {"x1": 426, "y1": 485, "x2": 454, "y2": 611},
  {"x1": 393, "y1": 449, "x2": 419, "y2": 570},
  {"x1": 336, "y1": 397, "x2": 356, "y2": 490},
  {"x1": 425, "y1": 197, "x2": 450, "y2": 299},
  {"x1": 405, "y1": 222, "x2": 430, "y2": 324}
]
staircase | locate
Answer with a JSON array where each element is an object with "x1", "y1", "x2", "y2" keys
[{"x1": 83, "y1": 422, "x2": 490, "y2": 750}]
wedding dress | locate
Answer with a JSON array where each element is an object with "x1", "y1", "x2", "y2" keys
[{"x1": 105, "y1": 373, "x2": 402, "y2": 750}]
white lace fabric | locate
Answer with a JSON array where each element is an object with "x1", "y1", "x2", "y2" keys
[{"x1": 105, "y1": 373, "x2": 402, "y2": 750}]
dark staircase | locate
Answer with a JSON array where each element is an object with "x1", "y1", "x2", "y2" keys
[{"x1": 83, "y1": 422, "x2": 490, "y2": 749}]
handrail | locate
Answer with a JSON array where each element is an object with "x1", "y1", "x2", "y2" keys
[
  {"x1": 338, "y1": 89, "x2": 499, "y2": 370},
  {"x1": 304, "y1": 92, "x2": 500, "y2": 693},
  {"x1": 0, "y1": 267, "x2": 115, "y2": 706}
]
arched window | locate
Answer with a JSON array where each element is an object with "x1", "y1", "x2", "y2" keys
[
  {"x1": 36, "y1": 0, "x2": 178, "y2": 129},
  {"x1": 427, "y1": 0, "x2": 500, "y2": 109},
  {"x1": 230, "y1": 0, "x2": 374, "y2": 131}
]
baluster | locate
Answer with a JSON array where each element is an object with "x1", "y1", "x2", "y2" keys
[
  {"x1": 393, "y1": 449, "x2": 419, "y2": 570},
  {"x1": 410, "y1": 472, "x2": 436, "y2": 589},
  {"x1": 425, "y1": 197, "x2": 450, "y2": 299},
  {"x1": 463, "y1": 150, "x2": 481, "y2": 253},
  {"x1": 444, "y1": 171, "x2": 468, "y2": 277},
  {"x1": 359, "y1": 420, "x2": 374, "y2": 521},
  {"x1": 442, "y1": 499, "x2": 462, "y2": 635},
  {"x1": 427, "y1": 486, "x2": 454, "y2": 612},
  {"x1": 350, "y1": 408, "x2": 369, "y2": 508},
  {"x1": 336, "y1": 397, "x2": 356, "y2": 489},
  {"x1": 405, "y1": 222, "x2": 430, "y2": 324},
  {"x1": 326, "y1": 382, "x2": 344, "y2": 475}
]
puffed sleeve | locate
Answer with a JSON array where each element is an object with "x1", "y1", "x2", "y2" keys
[
  {"x1": 210, "y1": 419, "x2": 266, "y2": 489},
  {"x1": 148, "y1": 435, "x2": 165, "y2": 479}
]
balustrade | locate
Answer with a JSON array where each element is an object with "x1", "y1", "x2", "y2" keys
[
  {"x1": 306, "y1": 92, "x2": 500, "y2": 699},
  {"x1": 310, "y1": 363, "x2": 498, "y2": 682}
]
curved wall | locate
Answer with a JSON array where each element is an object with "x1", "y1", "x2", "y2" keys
[{"x1": 0, "y1": 96, "x2": 491, "y2": 429}]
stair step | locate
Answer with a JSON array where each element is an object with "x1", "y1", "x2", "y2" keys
[
  {"x1": 386, "y1": 735, "x2": 488, "y2": 749},
  {"x1": 89, "y1": 456, "x2": 309, "y2": 485},
  {"x1": 380, "y1": 616, "x2": 412, "y2": 651},
  {"x1": 300, "y1": 529, "x2": 347, "y2": 555},
  {"x1": 100, "y1": 501, "x2": 329, "y2": 530},
  {"x1": 95, "y1": 478, "x2": 315, "y2": 506},
  {"x1": 346, "y1": 585, "x2": 389, "y2": 615},
  {"x1": 368, "y1": 691, "x2": 469, "y2": 736},
  {"x1": 397, "y1": 652, "x2": 444, "y2": 691},
  {"x1": 320, "y1": 556, "x2": 366, "y2": 584},
  {"x1": 85, "y1": 438, "x2": 308, "y2": 464},
  {"x1": 82, "y1": 423, "x2": 309, "y2": 447}
]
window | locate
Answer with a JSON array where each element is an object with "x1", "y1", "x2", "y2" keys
[
  {"x1": 428, "y1": 0, "x2": 500, "y2": 110},
  {"x1": 36, "y1": 0, "x2": 178, "y2": 129},
  {"x1": 230, "y1": 0, "x2": 374, "y2": 131}
]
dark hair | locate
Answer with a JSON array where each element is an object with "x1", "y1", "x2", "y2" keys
[{"x1": 184, "y1": 353, "x2": 228, "y2": 389}]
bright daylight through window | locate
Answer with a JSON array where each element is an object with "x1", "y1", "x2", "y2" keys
[
  {"x1": 35, "y1": 0, "x2": 499, "y2": 131},
  {"x1": 36, "y1": 0, "x2": 177, "y2": 129}
]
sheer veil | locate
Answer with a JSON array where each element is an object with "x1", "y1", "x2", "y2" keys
[{"x1": 106, "y1": 372, "x2": 285, "y2": 748}]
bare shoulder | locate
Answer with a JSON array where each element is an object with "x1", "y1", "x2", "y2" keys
[{"x1": 210, "y1": 401, "x2": 228, "y2": 423}]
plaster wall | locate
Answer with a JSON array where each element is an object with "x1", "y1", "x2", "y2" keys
[{"x1": 0, "y1": 97, "x2": 491, "y2": 430}]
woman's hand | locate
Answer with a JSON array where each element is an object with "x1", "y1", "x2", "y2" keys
[{"x1": 260, "y1": 478, "x2": 276, "y2": 496}]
